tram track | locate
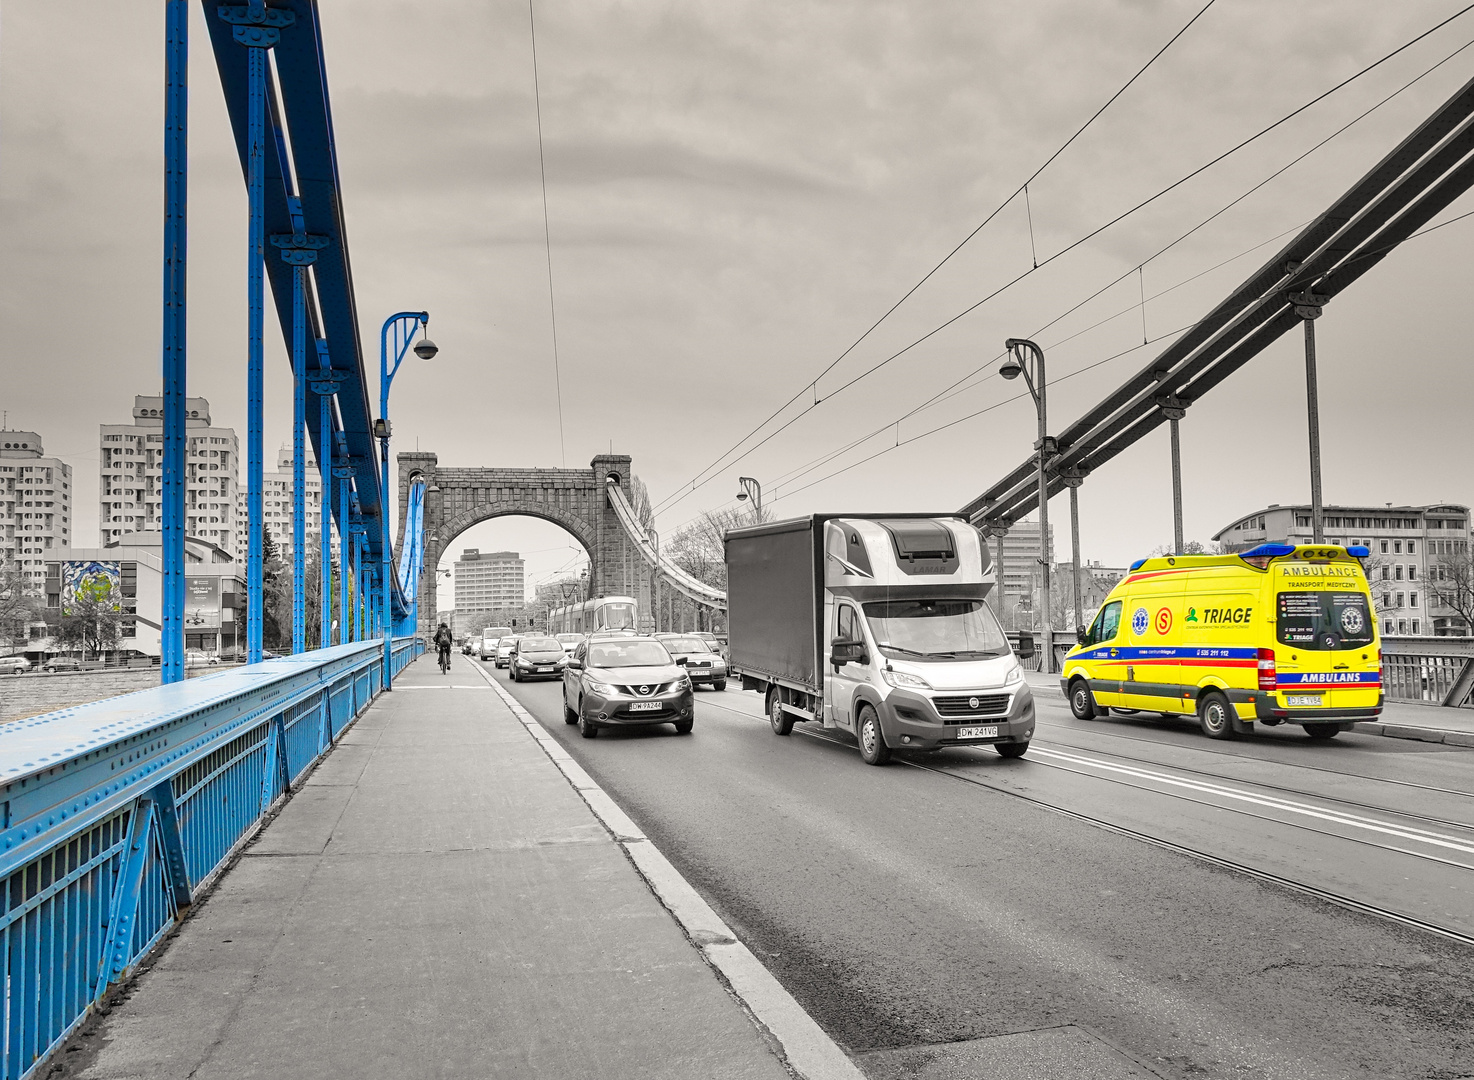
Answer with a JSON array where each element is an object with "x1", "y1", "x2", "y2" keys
[{"x1": 696, "y1": 693, "x2": 1474, "y2": 946}]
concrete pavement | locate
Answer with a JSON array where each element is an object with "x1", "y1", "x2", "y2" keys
[{"x1": 62, "y1": 654, "x2": 797, "y2": 1080}]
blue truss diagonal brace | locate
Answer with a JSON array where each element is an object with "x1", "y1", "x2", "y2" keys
[{"x1": 100, "y1": 798, "x2": 158, "y2": 989}]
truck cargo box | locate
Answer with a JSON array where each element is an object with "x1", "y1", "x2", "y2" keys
[{"x1": 725, "y1": 517, "x2": 823, "y2": 694}]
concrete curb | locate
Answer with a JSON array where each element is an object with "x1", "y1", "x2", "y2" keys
[{"x1": 472, "y1": 665, "x2": 865, "y2": 1080}]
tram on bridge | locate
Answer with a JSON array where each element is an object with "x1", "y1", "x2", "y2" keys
[{"x1": 549, "y1": 595, "x2": 639, "y2": 635}]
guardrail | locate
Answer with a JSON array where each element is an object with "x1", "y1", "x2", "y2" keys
[
  {"x1": 1380, "y1": 636, "x2": 1474, "y2": 707},
  {"x1": 0, "y1": 636, "x2": 422, "y2": 1079}
]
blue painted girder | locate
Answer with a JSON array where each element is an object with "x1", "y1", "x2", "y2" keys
[{"x1": 202, "y1": 0, "x2": 411, "y2": 620}]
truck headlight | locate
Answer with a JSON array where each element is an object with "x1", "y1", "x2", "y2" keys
[
  {"x1": 882, "y1": 669, "x2": 932, "y2": 691},
  {"x1": 1004, "y1": 664, "x2": 1023, "y2": 686}
]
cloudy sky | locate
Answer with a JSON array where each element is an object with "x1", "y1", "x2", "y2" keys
[{"x1": 4, "y1": 1, "x2": 1473, "y2": 605}]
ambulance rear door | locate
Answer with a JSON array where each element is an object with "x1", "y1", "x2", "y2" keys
[{"x1": 1272, "y1": 560, "x2": 1379, "y2": 711}]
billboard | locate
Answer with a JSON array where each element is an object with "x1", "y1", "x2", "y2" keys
[
  {"x1": 61, "y1": 561, "x2": 121, "y2": 616},
  {"x1": 185, "y1": 577, "x2": 222, "y2": 630}
]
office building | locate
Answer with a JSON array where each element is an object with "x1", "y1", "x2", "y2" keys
[
  {"x1": 100, "y1": 396, "x2": 240, "y2": 558},
  {"x1": 1, "y1": 429, "x2": 72, "y2": 585},
  {"x1": 990, "y1": 520, "x2": 1055, "y2": 609},
  {"x1": 234, "y1": 444, "x2": 324, "y2": 563},
  {"x1": 1214, "y1": 502, "x2": 1471, "y2": 636},
  {"x1": 454, "y1": 549, "x2": 526, "y2": 619}
]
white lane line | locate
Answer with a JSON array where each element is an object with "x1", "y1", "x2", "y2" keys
[
  {"x1": 1029, "y1": 745, "x2": 1474, "y2": 856},
  {"x1": 470, "y1": 665, "x2": 864, "y2": 1080}
]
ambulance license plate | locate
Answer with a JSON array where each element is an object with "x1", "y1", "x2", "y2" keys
[
  {"x1": 628, "y1": 701, "x2": 662, "y2": 712},
  {"x1": 957, "y1": 725, "x2": 998, "y2": 739},
  {"x1": 1287, "y1": 694, "x2": 1323, "y2": 707}
]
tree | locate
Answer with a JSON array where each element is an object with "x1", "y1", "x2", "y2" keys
[
  {"x1": 1426, "y1": 544, "x2": 1474, "y2": 635},
  {"x1": 1147, "y1": 539, "x2": 1223, "y2": 558},
  {"x1": 666, "y1": 506, "x2": 756, "y2": 592},
  {"x1": 56, "y1": 592, "x2": 124, "y2": 658},
  {"x1": 629, "y1": 476, "x2": 655, "y2": 532},
  {"x1": 262, "y1": 528, "x2": 287, "y2": 649},
  {"x1": 0, "y1": 560, "x2": 42, "y2": 651}
]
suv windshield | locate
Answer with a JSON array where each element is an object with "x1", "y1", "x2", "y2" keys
[
  {"x1": 661, "y1": 636, "x2": 710, "y2": 654},
  {"x1": 519, "y1": 637, "x2": 560, "y2": 652},
  {"x1": 1277, "y1": 591, "x2": 1374, "y2": 651},
  {"x1": 862, "y1": 598, "x2": 1010, "y2": 659},
  {"x1": 588, "y1": 640, "x2": 672, "y2": 668}
]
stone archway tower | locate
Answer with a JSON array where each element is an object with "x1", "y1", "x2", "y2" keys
[{"x1": 397, "y1": 451, "x2": 640, "y2": 636}]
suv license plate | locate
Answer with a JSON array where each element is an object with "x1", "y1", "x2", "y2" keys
[
  {"x1": 1287, "y1": 694, "x2": 1323, "y2": 707},
  {"x1": 957, "y1": 725, "x2": 998, "y2": 739},
  {"x1": 628, "y1": 701, "x2": 662, "y2": 712}
]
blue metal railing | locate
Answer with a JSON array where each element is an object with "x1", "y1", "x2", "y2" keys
[{"x1": 0, "y1": 637, "x2": 422, "y2": 1079}]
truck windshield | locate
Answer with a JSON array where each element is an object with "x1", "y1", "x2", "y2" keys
[
  {"x1": 1276, "y1": 591, "x2": 1374, "y2": 651},
  {"x1": 862, "y1": 598, "x2": 1009, "y2": 660}
]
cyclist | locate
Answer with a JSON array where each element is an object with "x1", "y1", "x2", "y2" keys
[{"x1": 433, "y1": 622, "x2": 454, "y2": 673}]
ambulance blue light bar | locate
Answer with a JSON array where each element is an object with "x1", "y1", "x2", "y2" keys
[
  {"x1": 1239, "y1": 543, "x2": 1296, "y2": 560},
  {"x1": 1347, "y1": 545, "x2": 1370, "y2": 558},
  {"x1": 1129, "y1": 558, "x2": 1147, "y2": 572}
]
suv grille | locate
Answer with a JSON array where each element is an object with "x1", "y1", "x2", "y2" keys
[
  {"x1": 616, "y1": 681, "x2": 679, "y2": 697},
  {"x1": 934, "y1": 693, "x2": 1009, "y2": 718}
]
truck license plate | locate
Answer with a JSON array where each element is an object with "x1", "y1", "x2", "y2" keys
[
  {"x1": 628, "y1": 701, "x2": 662, "y2": 712},
  {"x1": 1287, "y1": 694, "x2": 1323, "y2": 707},
  {"x1": 957, "y1": 725, "x2": 998, "y2": 739}
]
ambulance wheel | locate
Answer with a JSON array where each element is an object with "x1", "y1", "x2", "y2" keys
[
  {"x1": 1304, "y1": 723, "x2": 1340, "y2": 740},
  {"x1": 768, "y1": 689, "x2": 794, "y2": 736},
  {"x1": 1068, "y1": 679, "x2": 1097, "y2": 721},
  {"x1": 856, "y1": 705, "x2": 891, "y2": 766},
  {"x1": 1197, "y1": 692, "x2": 1236, "y2": 740}
]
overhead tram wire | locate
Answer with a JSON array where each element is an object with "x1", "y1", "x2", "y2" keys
[
  {"x1": 651, "y1": 0, "x2": 1220, "y2": 514},
  {"x1": 652, "y1": 4, "x2": 1474, "y2": 519},
  {"x1": 529, "y1": 0, "x2": 568, "y2": 468}
]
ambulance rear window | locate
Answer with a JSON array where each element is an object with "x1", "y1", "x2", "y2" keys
[{"x1": 1276, "y1": 592, "x2": 1374, "y2": 651}]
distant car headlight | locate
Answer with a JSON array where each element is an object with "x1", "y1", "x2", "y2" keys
[
  {"x1": 586, "y1": 679, "x2": 616, "y2": 696},
  {"x1": 1004, "y1": 664, "x2": 1024, "y2": 686},
  {"x1": 882, "y1": 668, "x2": 932, "y2": 691}
]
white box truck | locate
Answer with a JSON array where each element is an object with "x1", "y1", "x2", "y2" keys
[{"x1": 725, "y1": 514, "x2": 1035, "y2": 764}]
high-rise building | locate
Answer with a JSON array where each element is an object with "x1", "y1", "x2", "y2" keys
[
  {"x1": 1, "y1": 429, "x2": 73, "y2": 585},
  {"x1": 234, "y1": 444, "x2": 323, "y2": 563},
  {"x1": 1214, "y1": 502, "x2": 1471, "y2": 636},
  {"x1": 99, "y1": 396, "x2": 240, "y2": 557},
  {"x1": 454, "y1": 549, "x2": 525, "y2": 619},
  {"x1": 990, "y1": 519, "x2": 1055, "y2": 609}
]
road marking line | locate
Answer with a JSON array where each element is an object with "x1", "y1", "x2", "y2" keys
[
  {"x1": 471, "y1": 665, "x2": 864, "y2": 1080},
  {"x1": 1028, "y1": 745, "x2": 1474, "y2": 855}
]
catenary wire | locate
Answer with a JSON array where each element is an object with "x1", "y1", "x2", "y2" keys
[
  {"x1": 652, "y1": 5, "x2": 1474, "y2": 517},
  {"x1": 529, "y1": 0, "x2": 568, "y2": 468}
]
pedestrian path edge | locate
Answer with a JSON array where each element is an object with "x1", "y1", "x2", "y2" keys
[{"x1": 471, "y1": 664, "x2": 867, "y2": 1080}]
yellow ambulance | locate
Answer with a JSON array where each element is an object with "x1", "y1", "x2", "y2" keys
[{"x1": 1061, "y1": 543, "x2": 1382, "y2": 740}]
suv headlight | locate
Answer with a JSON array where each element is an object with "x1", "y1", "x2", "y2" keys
[
  {"x1": 882, "y1": 668, "x2": 932, "y2": 691},
  {"x1": 586, "y1": 679, "x2": 616, "y2": 696},
  {"x1": 1004, "y1": 664, "x2": 1024, "y2": 686}
]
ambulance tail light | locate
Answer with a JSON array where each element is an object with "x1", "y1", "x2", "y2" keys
[{"x1": 1257, "y1": 648, "x2": 1277, "y2": 691}]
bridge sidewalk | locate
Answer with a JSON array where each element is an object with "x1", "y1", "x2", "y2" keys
[
  {"x1": 65, "y1": 654, "x2": 794, "y2": 1080},
  {"x1": 1027, "y1": 672, "x2": 1474, "y2": 746}
]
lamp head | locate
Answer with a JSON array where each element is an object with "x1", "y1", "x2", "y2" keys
[
  {"x1": 414, "y1": 338, "x2": 439, "y2": 361},
  {"x1": 735, "y1": 489, "x2": 748, "y2": 502},
  {"x1": 999, "y1": 352, "x2": 1023, "y2": 381}
]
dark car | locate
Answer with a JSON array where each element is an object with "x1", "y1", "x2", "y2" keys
[
  {"x1": 562, "y1": 634, "x2": 694, "y2": 739},
  {"x1": 42, "y1": 656, "x2": 84, "y2": 673},
  {"x1": 508, "y1": 635, "x2": 567, "y2": 682},
  {"x1": 654, "y1": 633, "x2": 728, "y2": 690}
]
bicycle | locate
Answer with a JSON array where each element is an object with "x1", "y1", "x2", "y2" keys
[{"x1": 438, "y1": 647, "x2": 451, "y2": 674}]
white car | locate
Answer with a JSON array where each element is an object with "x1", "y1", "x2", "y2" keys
[
  {"x1": 184, "y1": 650, "x2": 219, "y2": 668},
  {"x1": 494, "y1": 636, "x2": 519, "y2": 668},
  {"x1": 0, "y1": 655, "x2": 32, "y2": 673}
]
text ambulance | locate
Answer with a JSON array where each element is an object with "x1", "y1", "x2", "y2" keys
[{"x1": 1062, "y1": 543, "x2": 1381, "y2": 740}]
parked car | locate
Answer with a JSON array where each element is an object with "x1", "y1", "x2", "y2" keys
[
  {"x1": 42, "y1": 657, "x2": 83, "y2": 673},
  {"x1": 555, "y1": 633, "x2": 582, "y2": 654},
  {"x1": 0, "y1": 655, "x2": 33, "y2": 673},
  {"x1": 561, "y1": 634, "x2": 694, "y2": 738},
  {"x1": 508, "y1": 635, "x2": 568, "y2": 682},
  {"x1": 185, "y1": 650, "x2": 219, "y2": 668},
  {"x1": 494, "y1": 635, "x2": 520, "y2": 668},
  {"x1": 654, "y1": 633, "x2": 728, "y2": 690}
]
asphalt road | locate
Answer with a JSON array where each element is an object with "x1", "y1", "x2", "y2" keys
[{"x1": 477, "y1": 656, "x2": 1474, "y2": 1080}]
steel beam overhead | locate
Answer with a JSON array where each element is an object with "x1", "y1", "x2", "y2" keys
[{"x1": 963, "y1": 74, "x2": 1474, "y2": 531}]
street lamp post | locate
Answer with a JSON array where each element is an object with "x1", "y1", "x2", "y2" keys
[
  {"x1": 1000, "y1": 338, "x2": 1054, "y2": 674},
  {"x1": 647, "y1": 526, "x2": 660, "y2": 634},
  {"x1": 377, "y1": 311, "x2": 436, "y2": 690},
  {"x1": 1290, "y1": 290, "x2": 1326, "y2": 543},
  {"x1": 735, "y1": 477, "x2": 762, "y2": 522}
]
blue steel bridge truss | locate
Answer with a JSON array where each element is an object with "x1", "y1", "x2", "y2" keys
[{"x1": 199, "y1": 0, "x2": 422, "y2": 633}]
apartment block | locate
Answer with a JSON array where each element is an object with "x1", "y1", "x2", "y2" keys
[
  {"x1": 454, "y1": 549, "x2": 526, "y2": 617},
  {"x1": 1, "y1": 430, "x2": 73, "y2": 585},
  {"x1": 234, "y1": 444, "x2": 324, "y2": 563},
  {"x1": 99, "y1": 397, "x2": 240, "y2": 558}
]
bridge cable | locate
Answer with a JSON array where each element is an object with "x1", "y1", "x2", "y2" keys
[
  {"x1": 651, "y1": 6, "x2": 1474, "y2": 519},
  {"x1": 529, "y1": 0, "x2": 568, "y2": 468},
  {"x1": 651, "y1": 0, "x2": 1219, "y2": 514}
]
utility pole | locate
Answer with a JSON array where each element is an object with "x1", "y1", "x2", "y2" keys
[{"x1": 1290, "y1": 290, "x2": 1326, "y2": 543}]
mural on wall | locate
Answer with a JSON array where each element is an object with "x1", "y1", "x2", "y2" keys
[
  {"x1": 61, "y1": 561, "x2": 120, "y2": 616},
  {"x1": 185, "y1": 578, "x2": 222, "y2": 630}
]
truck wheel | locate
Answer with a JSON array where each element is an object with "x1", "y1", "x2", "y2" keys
[
  {"x1": 856, "y1": 705, "x2": 891, "y2": 766},
  {"x1": 1068, "y1": 678, "x2": 1096, "y2": 720},
  {"x1": 996, "y1": 741, "x2": 1028, "y2": 759},
  {"x1": 1197, "y1": 692, "x2": 1235, "y2": 740},
  {"x1": 1304, "y1": 723, "x2": 1340, "y2": 740},
  {"x1": 768, "y1": 690, "x2": 794, "y2": 736}
]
